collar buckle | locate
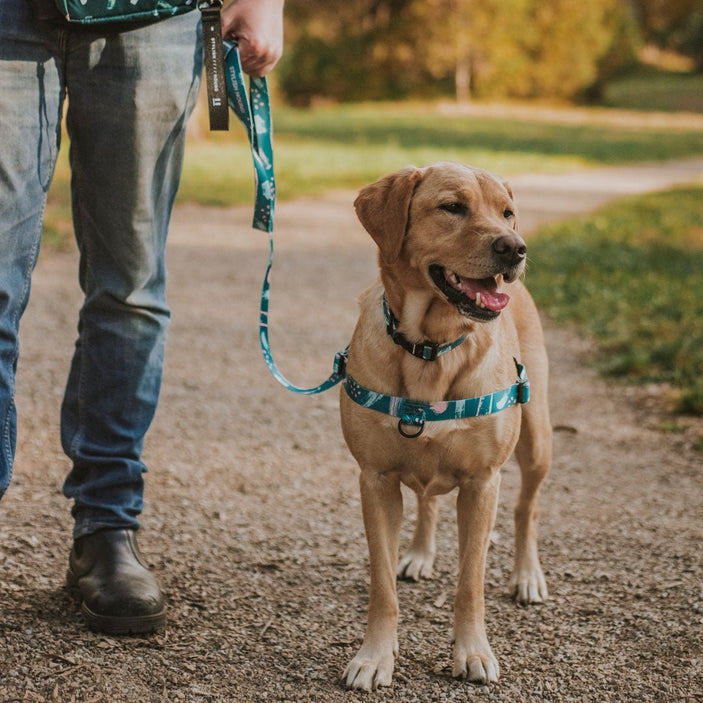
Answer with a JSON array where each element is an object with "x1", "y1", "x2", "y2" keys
[
  {"x1": 414, "y1": 341, "x2": 439, "y2": 361},
  {"x1": 383, "y1": 295, "x2": 464, "y2": 362}
]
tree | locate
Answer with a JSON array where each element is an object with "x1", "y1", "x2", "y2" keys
[
  {"x1": 630, "y1": 0, "x2": 703, "y2": 70},
  {"x1": 278, "y1": 0, "x2": 641, "y2": 103},
  {"x1": 451, "y1": 0, "x2": 640, "y2": 100},
  {"x1": 279, "y1": 0, "x2": 446, "y2": 104}
]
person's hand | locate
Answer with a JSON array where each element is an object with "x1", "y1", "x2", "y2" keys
[{"x1": 221, "y1": 0, "x2": 284, "y2": 77}]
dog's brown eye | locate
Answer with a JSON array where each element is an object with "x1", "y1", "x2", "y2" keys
[
  {"x1": 503, "y1": 209, "x2": 515, "y2": 220},
  {"x1": 439, "y1": 202, "x2": 468, "y2": 216}
]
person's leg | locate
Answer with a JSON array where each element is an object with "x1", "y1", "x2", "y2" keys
[
  {"x1": 60, "y1": 13, "x2": 202, "y2": 539},
  {"x1": 0, "y1": 0, "x2": 64, "y2": 500},
  {"x1": 60, "y1": 13, "x2": 202, "y2": 634}
]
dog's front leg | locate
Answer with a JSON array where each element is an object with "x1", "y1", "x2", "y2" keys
[
  {"x1": 343, "y1": 470, "x2": 403, "y2": 691},
  {"x1": 453, "y1": 471, "x2": 501, "y2": 684}
]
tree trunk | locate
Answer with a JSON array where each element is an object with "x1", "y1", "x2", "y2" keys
[{"x1": 455, "y1": 53, "x2": 472, "y2": 103}]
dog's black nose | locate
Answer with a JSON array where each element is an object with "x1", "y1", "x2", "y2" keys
[{"x1": 492, "y1": 234, "x2": 527, "y2": 267}]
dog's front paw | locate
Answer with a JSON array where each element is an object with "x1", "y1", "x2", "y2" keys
[
  {"x1": 509, "y1": 564, "x2": 548, "y2": 605},
  {"x1": 397, "y1": 550, "x2": 434, "y2": 581},
  {"x1": 452, "y1": 643, "x2": 500, "y2": 684},
  {"x1": 342, "y1": 641, "x2": 396, "y2": 691}
]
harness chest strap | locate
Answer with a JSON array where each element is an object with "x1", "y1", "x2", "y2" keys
[{"x1": 341, "y1": 356, "x2": 530, "y2": 438}]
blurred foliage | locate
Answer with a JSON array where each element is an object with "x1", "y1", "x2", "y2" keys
[
  {"x1": 630, "y1": 0, "x2": 703, "y2": 70},
  {"x1": 279, "y1": 0, "x2": 642, "y2": 103}
]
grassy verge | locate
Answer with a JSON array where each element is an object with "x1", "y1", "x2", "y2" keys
[
  {"x1": 46, "y1": 102, "x2": 703, "y2": 216},
  {"x1": 177, "y1": 103, "x2": 703, "y2": 206},
  {"x1": 527, "y1": 186, "x2": 703, "y2": 416},
  {"x1": 603, "y1": 65, "x2": 703, "y2": 113}
]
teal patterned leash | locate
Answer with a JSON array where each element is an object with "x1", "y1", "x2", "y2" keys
[
  {"x1": 223, "y1": 44, "x2": 530, "y2": 433},
  {"x1": 224, "y1": 42, "x2": 346, "y2": 393},
  {"x1": 224, "y1": 41, "x2": 275, "y2": 232}
]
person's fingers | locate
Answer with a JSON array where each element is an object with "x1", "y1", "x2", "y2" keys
[
  {"x1": 220, "y1": 0, "x2": 284, "y2": 77},
  {"x1": 237, "y1": 37, "x2": 282, "y2": 77}
]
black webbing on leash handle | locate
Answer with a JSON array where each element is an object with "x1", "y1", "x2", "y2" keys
[{"x1": 200, "y1": 0, "x2": 229, "y2": 131}]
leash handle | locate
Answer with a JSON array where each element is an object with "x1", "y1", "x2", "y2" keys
[
  {"x1": 224, "y1": 43, "x2": 347, "y2": 394},
  {"x1": 224, "y1": 41, "x2": 275, "y2": 232}
]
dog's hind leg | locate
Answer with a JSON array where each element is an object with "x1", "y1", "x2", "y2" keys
[
  {"x1": 510, "y1": 377, "x2": 552, "y2": 605},
  {"x1": 397, "y1": 493, "x2": 437, "y2": 581},
  {"x1": 343, "y1": 470, "x2": 403, "y2": 691}
]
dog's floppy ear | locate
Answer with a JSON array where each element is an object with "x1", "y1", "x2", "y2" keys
[{"x1": 354, "y1": 166, "x2": 422, "y2": 265}]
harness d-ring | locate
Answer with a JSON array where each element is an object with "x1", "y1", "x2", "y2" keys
[{"x1": 398, "y1": 419, "x2": 425, "y2": 439}]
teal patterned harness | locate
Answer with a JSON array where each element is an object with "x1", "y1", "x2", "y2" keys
[
  {"x1": 343, "y1": 358, "x2": 529, "y2": 438},
  {"x1": 225, "y1": 47, "x2": 530, "y2": 438}
]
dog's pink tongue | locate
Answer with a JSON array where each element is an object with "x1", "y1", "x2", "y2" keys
[{"x1": 457, "y1": 276, "x2": 510, "y2": 311}]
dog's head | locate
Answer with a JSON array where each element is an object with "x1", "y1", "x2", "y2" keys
[{"x1": 354, "y1": 162, "x2": 526, "y2": 323}]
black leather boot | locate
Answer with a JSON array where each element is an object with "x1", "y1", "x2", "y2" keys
[{"x1": 66, "y1": 528, "x2": 166, "y2": 634}]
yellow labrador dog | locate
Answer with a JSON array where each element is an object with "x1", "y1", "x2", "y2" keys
[{"x1": 340, "y1": 162, "x2": 552, "y2": 690}]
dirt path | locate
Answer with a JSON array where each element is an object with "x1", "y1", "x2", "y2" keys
[{"x1": 1, "y1": 159, "x2": 702, "y2": 702}]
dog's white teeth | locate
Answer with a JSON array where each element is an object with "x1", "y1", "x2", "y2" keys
[
  {"x1": 449, "y1": 272, "x2": 461, "y2": 288},
  {"x1": 476, "y1": 292, "x2": 483, "y2": 308}
]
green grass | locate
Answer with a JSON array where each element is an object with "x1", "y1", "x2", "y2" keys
[
  {"x1": 603, "y1": 65, "x2": 703, "y2": 113},
  {"x1": 47, "y1": 102, "x2": 703, "y2": 214},
  {"x1": 527, "y1": 186, "x2": 703, "y2": 415},
  {"x1": 46, "y1": 63, "x2": 703, "y2": 213},
  {"x1": 175, "y1": 103, "x2": 703, "y2": 206}
]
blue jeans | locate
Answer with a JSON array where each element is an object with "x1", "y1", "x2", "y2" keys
[{"x1": 0, "y1": 0, "x2": 202, "y2": 538}]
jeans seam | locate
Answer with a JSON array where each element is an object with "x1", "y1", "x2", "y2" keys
[
  {"x1": 2, "y1": 196, "x2": 46, "y2": 485},
  {"x1": 68, "y1": 192, "x2": 91, "y2": 469}
]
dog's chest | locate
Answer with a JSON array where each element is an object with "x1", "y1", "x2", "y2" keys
[{"x1": 393, "y1": 412, "x2": 519, "y2": 495}]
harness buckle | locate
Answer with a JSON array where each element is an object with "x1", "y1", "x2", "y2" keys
[
  {"x1": 516, "y1": 379, "x2": 530, "y2": 404},
  {"x1": 415, "y1": 341, "x2": 439, "y2": 361},
  {"x1": 333, "y1": 349, "x2": 348, "y2": 378}
]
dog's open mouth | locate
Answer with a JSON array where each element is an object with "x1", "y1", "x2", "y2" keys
[{"x1": 429, "y1": 265, "x2": 509, "y2": 321}]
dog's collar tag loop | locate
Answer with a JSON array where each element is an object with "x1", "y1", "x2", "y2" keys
[
  {"x1": 383, "y1": 297, "x2": 466, "y2": 361},
  {"x1": 398, "y1": 418, "x2": 425, "y2": 438}
]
